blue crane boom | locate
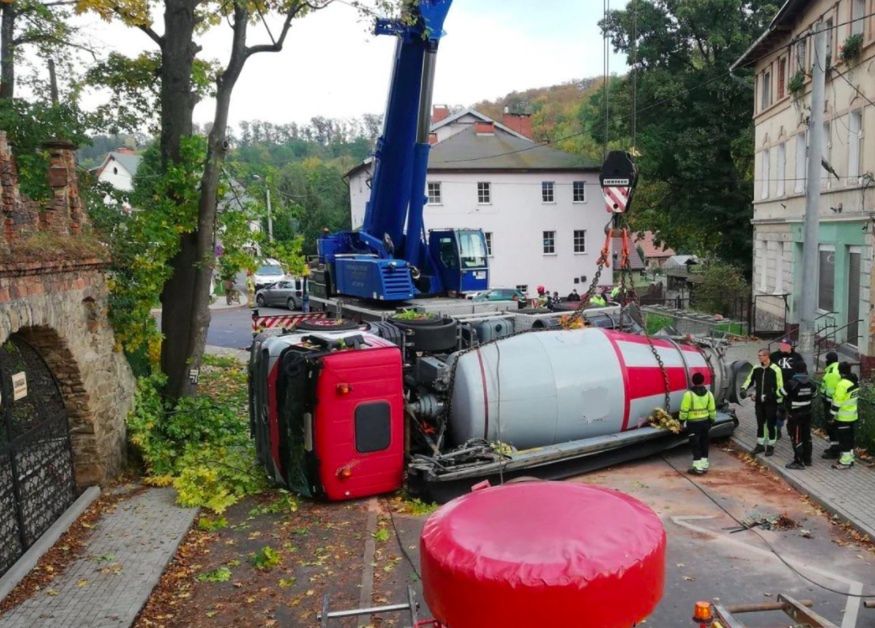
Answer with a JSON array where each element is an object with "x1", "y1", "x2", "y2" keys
[{"x1": 316, "y1": 0, "x2": 489, "y2": 301}]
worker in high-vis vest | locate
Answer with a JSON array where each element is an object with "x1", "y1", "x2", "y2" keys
[
  {"x1": 680, "y1": 372, "x2": 717, "y2": 475},
  {"x1": 741, "y1": 349, "x2": 785, "y2": 457},
  {"x1": 819, "y1": 351, "x2": 842, "y2": 459},
  {"x1": 830, "y1": 362, "x2": 859, "y2": 470}
]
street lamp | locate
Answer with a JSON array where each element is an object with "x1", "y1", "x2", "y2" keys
[{"x1": 252, "y1": 174, "x2": 274, "y2": 243}]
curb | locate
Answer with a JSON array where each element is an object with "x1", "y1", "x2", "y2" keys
[
  {"x1": 730, "y1": 435, "x2": 875, "y2": 541},
  {"x1": 0, "y1": 486, "x2": 101, "y2": 602}
]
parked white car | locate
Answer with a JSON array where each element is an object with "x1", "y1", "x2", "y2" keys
[{"x1": 253, "y1": 259, "x2": 285, "y2": 290}]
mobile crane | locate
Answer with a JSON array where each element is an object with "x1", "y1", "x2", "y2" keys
[{"x1": 313, "y1": 0, "x2": 489, "y2": 301}]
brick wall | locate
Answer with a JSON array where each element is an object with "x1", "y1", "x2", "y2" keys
[{"x1": 0, "y1": 131, "x2": 134, "y2": 486}]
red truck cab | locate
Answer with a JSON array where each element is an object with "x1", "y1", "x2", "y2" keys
[{"x1": 250, "y1": 329, "x2": 404, "y2": 500}]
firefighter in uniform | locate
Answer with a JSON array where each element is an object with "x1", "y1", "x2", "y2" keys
[
  {"x1": 831, "y1": 362, "x2": 859, "y2": 470},
  {"x1": 784, "y1": 361, "x2": 816, "y2": 470},
  {"x1": 820, "y1": 351, "x2": 842, "y2": 459},
  {"x1": 741, "y1": 349, "x2": 785, "y2": 457},
  {"x1": 679, "y1": 372, "x2": 716, "y2": 474}
]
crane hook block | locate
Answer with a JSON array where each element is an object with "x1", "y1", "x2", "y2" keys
[{"x1": 599, "y1": 151, "x2": 639, "y2": 214}]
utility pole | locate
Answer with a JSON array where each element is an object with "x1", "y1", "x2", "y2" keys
[
  {"x1": 265, "y1": 186, "x2": 274, "y2": 244},
  {"x1": 797, "y1": 23, "x2": 827, "y2": 368}
]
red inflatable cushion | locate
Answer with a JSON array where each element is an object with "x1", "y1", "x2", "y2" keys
[{"x1": 420, "y1": 481, "x2": 665, "y2": 627}]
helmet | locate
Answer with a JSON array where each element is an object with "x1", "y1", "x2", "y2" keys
[{"x1": 537, "y1": 285, "x2": 545, "y2": 294}]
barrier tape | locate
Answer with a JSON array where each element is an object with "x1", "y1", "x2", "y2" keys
[{"x1": 251, "y1": 312, "x2": 327, "y2": 333}]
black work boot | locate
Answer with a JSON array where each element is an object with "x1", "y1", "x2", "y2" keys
[
  {"x1": 765, "y1": 446, "x2": 775, "y2": 457},
  {"x1": 752, "y1": 444, "x2": 765, "y2": 454},
  {"x1": 821, "y1": 448, "x2": 839, "y2": 459},
  {"x1": 785, "y1": 461, "x2": 805, "y2": 470}
]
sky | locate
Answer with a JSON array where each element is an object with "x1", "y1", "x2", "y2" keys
[{"x1": 75, "y1": 0, "x2": 627, "y2": 128}]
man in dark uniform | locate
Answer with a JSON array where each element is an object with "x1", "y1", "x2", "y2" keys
[
  {"x1": 741, "y1": 349, "x2": 785, "y2": 456},
  {"x1": 783, "y1": 361, "x2": 816, "y2": 469},
  {"x1": 770, "y1": 338, "x2": 804, "y2": 440}
]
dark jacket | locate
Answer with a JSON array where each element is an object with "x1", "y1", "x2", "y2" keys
[
  {"x1": 770, "y1": 350, "x2": 805, "y2": 385},
  {"x1": 742, "y1": 362, "x2": 785, "y2": 404},
  {"x1": 785, "y1": 373, "x2": 816, "y2": 416}
]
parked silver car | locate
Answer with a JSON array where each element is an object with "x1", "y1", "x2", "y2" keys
[{"x1": 255, "y1": 278, "x2": 304, "y2": 310}]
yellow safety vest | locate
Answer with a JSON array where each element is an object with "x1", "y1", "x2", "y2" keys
[
  {"x1": 679, "y1": 389, "x2": 716, "y2": 422},
  {"x1": 820, "y1": 362, "x2": 841, "y2": 400},
  {"x1": 832, "y1": 378, "x2": 859, "y2": 423}
]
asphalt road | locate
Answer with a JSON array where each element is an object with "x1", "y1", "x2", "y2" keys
[
  {"x1": 381, "y1": 447, "x2": 875, "y2": 627},
  {"x1": 205, "y1": 305, "x2": 287, "y2": 350}
]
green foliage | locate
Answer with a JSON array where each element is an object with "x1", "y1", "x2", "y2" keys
[
  {"x1": 392, "y1": 309, "x2": 433, "y2": 321},
  {"x1": 251, "y1": 546, "x2": 281, "y2": 571},
  {"x1": 372, "y1": 527, "x2": 390, "y2": 542},
  {"x1": 788, "y1": 70, "x2": 805, "y2": 96},
  {"x1": 196, "y1": 566, "x2": 232, "y2": 583},
  {"x1": 402, "y1": 497, "x2": 439, "y2": 516},
  {"x1": 585, "y1": 0, "x2": 780, "y2": 273},
  {"x1": 197, "y1": 515, "x2": 229, "y2": 531},
  {"x1": 644, "y1": 313, "x2": 674, "y2": 334},
  {"x1": 0, "y1": 99, "x2": 92, "y2": 200},
  {"x1": 126, "y1": 359, "x2": 265, "y2": 513},
  {"x1": 265, "y1": 237, "x2": 307, "y2": 277},
  {"x1": 248, "y1": 492, "x2": 299, "y2": 517},
  {"x1": 840, "y1": 33, "x2": 863, "y2": 64},
  {"x1": 692, "y1": 261, "x2": 749, "y2": 317}
]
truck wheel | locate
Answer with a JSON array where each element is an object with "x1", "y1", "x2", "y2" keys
[
  {"x1": 518, "y1": 307, "x2": 550, "y2": 314},
  {"x1": 287, "y1": 297, "x2": 298, "y2": 311},
  {"x1": 727, "y1": 360, "x2": 753, "y2": 404},
  {"x1": 296, "y1": 318, "x2": 359, "y2": 331},
  {"x1": 388, "y1": 316, "x2": 458, "y2": 352},
  {"x1": 366, "y1": 321, "x2": 404, "y2": 346},
  {"x1": 256, "y1": 294, "x2": 266, "y2": 306}
]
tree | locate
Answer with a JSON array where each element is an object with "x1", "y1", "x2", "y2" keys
[
  {"x1": 80, "y1": 0, "x2": 401, "y2": 402},
  {"x1": 592, "y1": 0, "x2": 779, "y2": 273}
]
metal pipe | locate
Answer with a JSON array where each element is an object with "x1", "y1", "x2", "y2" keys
[
  {"x1": 723, "y1": 599, "x2": 813, "y2": 613},
  {"x1": 798, "y1": 23, "x2": 827, "y2": 368},
  {"x1": 320, "y1": 602, "x2": 411, "y2": 619}
]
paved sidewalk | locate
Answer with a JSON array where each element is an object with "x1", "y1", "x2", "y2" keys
[
  {"x1": 0, "y1": 487, "x2": 196, "y2": 628},
  {"x1": 725, "y1": 340, "x2": 875, "y2": 540}
]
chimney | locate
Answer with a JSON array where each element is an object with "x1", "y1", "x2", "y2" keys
[
  {"x1": 502, "y1": 107, "x2": 533, "y2": 139},
  {"x1": 432, "y1": 105, "x2": 450, "y2": 124},
  {"x1": 474, "y1": 121, "x2": 495, "y2": 135},
  {"x1": 115, "y1": 146, "x2": 136, "y2": 154}
]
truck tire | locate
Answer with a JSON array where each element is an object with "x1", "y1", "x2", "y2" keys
[
  {"x1": 296, "y1": 318, "x2": 359, "y2": 332},
  {"x1": 531, "y1": 318, "x2": 561, "y2": 330},
  {"x1": 518, "y1": 307, "x2": 550, "y2": 314},
  {"x1": 388, "y1": 316, "x2": 458, "y2": 352},
  {"x1": 366, "y1": 321, "x2": 404, "y2": 346},
  {"x1": 727, "y1": 360, "x2": 753, "y2": 404}
]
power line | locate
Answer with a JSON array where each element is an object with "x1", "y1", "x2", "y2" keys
[
  {"x1": 831, "y1": 64, "x2": 875, "y2": 109},
  {"x1": 661, "y1": 453, "x2": 875, "y2": 599}
]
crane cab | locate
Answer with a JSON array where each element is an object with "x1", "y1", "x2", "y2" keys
[{"x1": 429, "y1": 228, "x2": 489, "y2": 294}]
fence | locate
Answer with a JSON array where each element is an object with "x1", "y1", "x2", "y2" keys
[{"x1": 641, "y1": 303, "x2": 750, "y2": 338}]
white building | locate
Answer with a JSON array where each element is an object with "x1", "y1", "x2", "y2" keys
[
  {"x1": 91, "y1": 148, "x2": 141, "y2": 192},
  {"x1": 347, "y1": 108, "x2": 611, "y2": 297}
]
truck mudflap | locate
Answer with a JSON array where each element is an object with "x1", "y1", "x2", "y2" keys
[{"x1": 407, "y1": 412, "x2": 738, "y2": 503}]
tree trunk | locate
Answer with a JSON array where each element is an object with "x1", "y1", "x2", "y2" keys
[
  {"x1": 158, "y1": 0, "x2": 200, "y2": 403},
  {"x1": 176, "y1": 5, "x2": 249, "y2": 399},
  {"x1": 0, "y1": 2, "x2": 15, "y2": 100}
]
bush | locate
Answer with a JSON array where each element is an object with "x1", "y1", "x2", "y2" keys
[
  {"x1": 127, "y1": 359, "x2": 265, "y2": 512},
  {"x1": 692, "y1": 261, "x2": 749, "y2": 318}
]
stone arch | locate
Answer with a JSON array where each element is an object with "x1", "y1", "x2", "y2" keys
[{"x1": 8, "y1": 326, "x2": 94, "y2": 486}]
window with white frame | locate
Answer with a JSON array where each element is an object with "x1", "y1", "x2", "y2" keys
[
  {"x1": 573, "y1": 230, "x2": 586, "y2": 253},
  {"x1": 822, "y1": 121, "x2": 831, "y2": 189},
  {"x1": 775, "y1": 241, "x2": 784, "y2": 293},
  {"x1": 760, "y1": 68, "x2": 772, "y2": 111},
  {"x1": 818, "y1": 246, "x2": 835, "y2": 311},
  {"x1": 541, "y1": 181, "x2": 555, "y2": 203},
  {"x1": 848, "y1": 110, "x2": 863, "y2": 182},
  {"x1": 484, "y1": 232, "x2": 493, "y2": 256},
  {"x1": 760, "y1": 149, "x2": 770, "y2": 199},
  {"x1": 794, "y1": 37, "x2": 808, "y2": 74},
  {"x1": 542, "y1": 231, "x2": 556, "y2": 254},
  {"x1": 477, "y1": 181, "x2": 491, "y2": 204},
  {"x1": 852, "y1": 0, "x2": 865, "y2": 36},
  {"x1": 795, "y1": 132, "x2": 807, "y2": 193},
  {"x1": 758, "y1": 240, "x2": 768, "y2": 292},
  {"x1": 776, "y1": 143, "x2": 786, "y2": 197},
  {"x1": 572, "y1": 181, "x2": 586, "y2": 202},
  {"x1": 427, "y1": 181, "x2": 442, "y2": 204}
]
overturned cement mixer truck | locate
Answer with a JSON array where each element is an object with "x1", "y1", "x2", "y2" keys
[{"x1": 249, "y1": 313, "x2": 747, "y2": 503}]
